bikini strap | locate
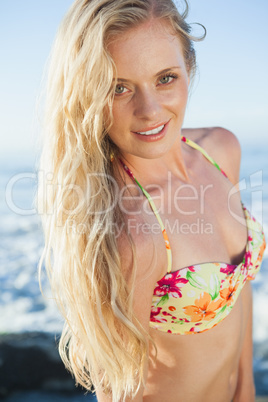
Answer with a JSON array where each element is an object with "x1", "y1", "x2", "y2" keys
[
  {"x1": 115, "y1": 135, "x2": 228, "y2": 275},
  {"x1": 118, "y1": 158, "x2": 173, "y2": 273},
  {"x1": 181, "y1": 136, "x2": 228, "y2": 179}
]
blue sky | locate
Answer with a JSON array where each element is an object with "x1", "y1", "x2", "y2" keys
[{"x1": 0, "y1": 0, "x2": 267, "y2": 162}]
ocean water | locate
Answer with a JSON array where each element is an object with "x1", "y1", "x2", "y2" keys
[{"x1": 0, "y1": 144, "x2": 267, "y2": 394}]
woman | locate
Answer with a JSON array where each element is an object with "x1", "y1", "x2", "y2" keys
[{"x1": 36, "y1": 0, "x2": 266, "y2": 401}]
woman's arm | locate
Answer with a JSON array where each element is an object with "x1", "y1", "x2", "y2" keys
[{"x1": 233, "y1": 282, "x2": 255, "y2": 402}]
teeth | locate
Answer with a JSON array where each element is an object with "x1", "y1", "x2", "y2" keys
[{"x1": 137, "y1": 124, "x2": 165, "y2": 135}]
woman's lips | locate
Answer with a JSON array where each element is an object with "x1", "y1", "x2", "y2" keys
[
  {"x1": 133, "y1": 121, "x2": 167, "y2": 134},
  {"x1": 131, "y1": 121, "x2": 169, "y2": 142}
]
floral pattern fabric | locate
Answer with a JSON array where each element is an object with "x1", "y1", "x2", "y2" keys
[
  {"x1": 117, "y1": 136, "x2": 266, "y2": 335},
  {"x1": 150, "y1": 204, "x2": 266, "y2": 334}
]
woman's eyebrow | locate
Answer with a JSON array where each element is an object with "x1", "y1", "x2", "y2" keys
[
  {"x1": 116, "y1": 66, "x2": 181, "y2": 83},
  {"x1": 155, "y1": 66, "x2": 181, "y2": 76}
]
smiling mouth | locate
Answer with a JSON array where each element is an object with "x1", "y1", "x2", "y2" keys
[{"x1": 135, "y1": 124, "x2": 165, "y2": 136}]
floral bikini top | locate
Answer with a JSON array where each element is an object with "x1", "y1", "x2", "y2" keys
[{"x1": 117, "y1": 135, "x2": 266, "y2": 335}]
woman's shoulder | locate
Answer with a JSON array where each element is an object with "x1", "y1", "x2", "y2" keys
[{"x1": 182, "y1": 126, "x2": 241, "y2": 185}]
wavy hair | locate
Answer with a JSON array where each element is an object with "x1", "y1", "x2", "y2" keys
[{"x1": 36, "y1": 0, "x2": 205, "y2": 400}]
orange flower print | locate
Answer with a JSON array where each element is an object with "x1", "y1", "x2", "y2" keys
[
  {"x1": 257, "y1": 237, "x2": 266, "y2": 262},
  {"x1": 162, "y1": 229, "x2": 171, "y2": 249},
  {"x1": 169, "y1": 306, "x2": 176, "y2": 312},
  {"x1": 220, "y1": 282, "x2": 239, "y2": 306},
  {"x1": 183, "y1": 292, "x2": 223, "y2": 322}
]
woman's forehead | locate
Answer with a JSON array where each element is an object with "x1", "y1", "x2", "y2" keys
[
  {"x1": 107, "y1": 18, "x2": 178, "y2": 49},
  {"x1": 107, "y1": 19, "x2": 186, "y2": 78}
]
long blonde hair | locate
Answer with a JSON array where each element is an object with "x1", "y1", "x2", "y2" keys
[{"x1": 36, "y1": 0, "x2": 204, "y2": 400}]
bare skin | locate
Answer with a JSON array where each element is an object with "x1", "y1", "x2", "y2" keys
[
  {"x1": 145, "y1": 282, "x2": 252, "y2": 402},
  {"x1": 140, "y1": 128, "x2": 254, "y2": 402},
  {"x1": 97, "y1": 19, "x2": 255, "y2": 402},
  {"x1": 113, "y1": 127, "x2": 254, "y2": 402}
]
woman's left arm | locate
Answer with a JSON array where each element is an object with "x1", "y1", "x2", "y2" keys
[{"x1": 233, "y1": 281, "x2": 255, "y2": 402}]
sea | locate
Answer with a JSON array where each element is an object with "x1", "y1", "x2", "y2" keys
[{"x1": 0, "y1": 143, "x2": 268, "y2": 399}]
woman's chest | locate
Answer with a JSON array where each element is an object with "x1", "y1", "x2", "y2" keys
[{"x1": 142, "y1": 170, "x2": 248, "y2": 276}]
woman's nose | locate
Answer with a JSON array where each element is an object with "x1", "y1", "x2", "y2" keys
[{"x1": 133, "y1": 89, "x2": 162, "y2": 120}]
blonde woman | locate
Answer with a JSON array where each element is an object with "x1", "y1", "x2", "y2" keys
[{"x1": 36, "y1": 0, "x2": 266, "y2": 401}]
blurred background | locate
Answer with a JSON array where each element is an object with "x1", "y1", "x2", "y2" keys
[{"x1": 0, "y1": 0, "x2": 267, "y2": 400}]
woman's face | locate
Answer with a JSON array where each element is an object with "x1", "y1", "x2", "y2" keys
[{"x1": 107, "y1": 19, "x2": 190, "y2": 160}]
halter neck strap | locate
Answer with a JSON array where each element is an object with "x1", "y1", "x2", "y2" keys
[{"x1": 114, "y1": 135, "x2": 229, "y2": 274}]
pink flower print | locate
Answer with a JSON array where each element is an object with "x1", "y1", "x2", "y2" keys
[
  {"x1": 248, "y1": 235, "x2": 253, "y2": 242},
  {"x1": 179, "y1": 265, "x2": 200, "y2": 279},
  {"x1": 244, "y1": 251, "x2": 252, "y2": 268},
  {"x1": 119, "y1": 159, "x2": 135, "y2": 180},
  {"x1": 154, "y1": 272, "x2": 188, "y2": 298},
  {"x1": 150, "y1": 307, "x2": 167, "y2": 323},
  {"x1": 162, "y1": 311, "x2": 173, "y2": 318},
  {"x1": 171, "y1": 318, "x2": 190, "y2": 324},
  {"x1": 188, "y1": 266, "x2": 199, "y2": 272},
  {"x1": 220, "y1": 264, "x2": 237, "y2": 275}
]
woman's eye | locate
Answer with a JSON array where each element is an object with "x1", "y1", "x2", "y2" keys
[
  {"x1": 160, "y1": 76, "x2": 171, "y2": 84},
  {"x1": 115, "y1": 84, "x2": 127, "y2": 94},
  {"x1": 159, "y1": 74, "x2": 177, "y2": 85}
]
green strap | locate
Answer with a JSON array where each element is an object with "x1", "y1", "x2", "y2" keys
[{"x1": 181, "y1": 136, "x2": 228, "y2": 178}]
